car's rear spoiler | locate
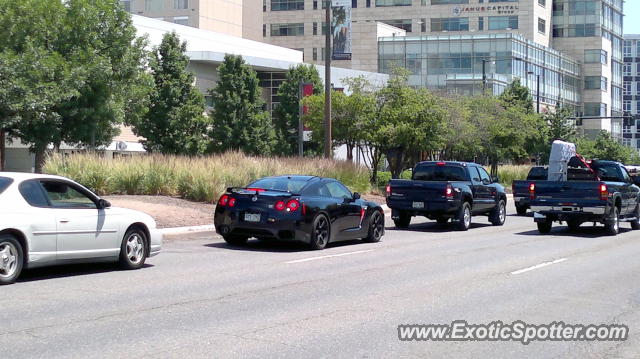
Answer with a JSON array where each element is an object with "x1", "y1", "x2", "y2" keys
[{"x1": 226, "y1": 187, "x2": 298, "y2": 196}]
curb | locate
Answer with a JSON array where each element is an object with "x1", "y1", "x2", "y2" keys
[{"x1": 159, "y1": 224, "x2": 216, "y2": 235}]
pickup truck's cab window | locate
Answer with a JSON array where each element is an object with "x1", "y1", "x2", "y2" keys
[
  {"x1": 413, "y1": 165, "x2": 467, "y2": 181},
  {"x1": 527, "y1": 167, "x2": 547, "y2": 180},
  {"x1": 476, "y1": 167, "x2": 491, "y2": 183},
  {"x1": 594, "y1": 163, "x2": 624, "y2": 182}
]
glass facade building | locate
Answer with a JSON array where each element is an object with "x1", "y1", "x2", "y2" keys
[{"x1": 379, "y1": 33, "x2": 582, "y2": 108}]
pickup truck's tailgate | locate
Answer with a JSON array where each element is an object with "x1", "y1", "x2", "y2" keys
[
  {"x1": 512, "y1": 180, "x2": 531, "y2": 197},
  {"x1": 387, "y1": 180, "x2": 448, "y2": 201},
  {"x1": 531, "y1": 181, "x2": 607, "y2": 211}
]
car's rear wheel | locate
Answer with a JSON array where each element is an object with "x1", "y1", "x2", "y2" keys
[
  {"x1": 631, "y1": 205, "x2": 640, "y2": 230},
  {"x1": 309, "y1": 214, "x2": 330, "y2": 250},
  {"x1": 393, "y1": 212, "x2": 411, "y2": 229},
  {"x1": 605, "y1": 206, "x2": 620, "y2": 236},
  {"x1": 0, "y1": 235, "x2": 22, "y2": 285},
  {"x1": 537, "y1": 220, "x2": 552, "y2": 234},
  {"x1": 365, "y1": 211, "x2": 384, "y2": 243},
  {"x1": 223, "y1": 235, "x2": 248, "y2": 246},
  {"x1": 119, "y1": 228, "x2": 148, "y2": 270},
  {"x1": 490, "y1": 200, "x2": 506, "y2": 226},
  {"x1": 456, "y1": 202, "x2": 472, "y2": 231},
  {"x1": 516, "y1": 205, "x2": 527, "y2": 216}
]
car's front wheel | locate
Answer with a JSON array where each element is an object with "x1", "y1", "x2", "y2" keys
[
  {"x1": 309, "y1": 214, "x2": 330, "y2": 250},
  {"x1": 365, "y1": 211, "x2": 384, "y2": 243},
  {"x1": 0, "y1": 235, "x2": 23, "y2": 285},
  {"x1": 119, "y1": 228, "x2": 148, "y2": 270}
]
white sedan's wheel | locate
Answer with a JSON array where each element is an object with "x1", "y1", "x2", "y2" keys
[
  {"x1": 0, "y1": 235, "x2": 23, "y2": 285},
  {"x1": 119, "y1": 228, "x2": 148, "y2": 270}
]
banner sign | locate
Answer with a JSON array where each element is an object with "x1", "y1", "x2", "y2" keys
[{"x1": 331, "y1": 0, "x2": 352, "y2": 61}]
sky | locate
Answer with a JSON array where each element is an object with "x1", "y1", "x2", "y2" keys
[{"x1": 626, "y1": 1, "x2": 640, "y2": 35}]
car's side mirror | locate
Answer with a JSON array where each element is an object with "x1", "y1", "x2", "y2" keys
[
  {"x1": 633, "y1": 176, "x2": 640, "y2": 186},
  {"x1": 97, "y1": 199, "x2": 111, "y2": 209},
  {"x1": 491, "y1": 176, "x2": 500, "y2": 183},
  {"x1": 353, "y1": 192, "x2": 361, "y2": 200}
]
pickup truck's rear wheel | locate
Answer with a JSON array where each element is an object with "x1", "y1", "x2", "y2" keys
[
  {"x1": 537, "y1": 220, "x2": 552, "y2": 234},
  {"x1": 489, "y1": 200, "x2": 506, "y2": 226},
  {"x1": 516, "y1": 205, "x2": 527, "y2": 216},
  {"x1": 455, "y1": 202, "x2": 472, "y2": 231},
  {"x1": 631, "y1": 205, "x2": 640, "y2": 230},
  {"x1": 393, "y1": 212, "x2": 411, "y2": 229},
  {"x1": 605, "y1": 206, "x2": 620, "y2": 236}
]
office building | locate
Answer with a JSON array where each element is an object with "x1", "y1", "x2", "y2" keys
[
  {"x1": 263, "y1": 0, "x2": 625, "y2": 137},
  {"x1": 623, "y1": 34, "x2": 640, "y2": 153}
]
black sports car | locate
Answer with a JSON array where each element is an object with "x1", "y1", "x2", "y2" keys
[{"x1": 214, "y1": 175, "x2": 385, "y2": 250}]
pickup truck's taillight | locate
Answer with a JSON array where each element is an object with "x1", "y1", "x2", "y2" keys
[
  {"x1": 529, "y1": 183, "x2": 535, "y2": 200},
  {"x1": 445, "y1": 184, "x2": 454, "y2": 199},
  {"x1": 600, "y1": 184, "x2": 608, "y2": 201},
  {"x1": 386, "y1": 184, "x2": 391, "y2": 196}
]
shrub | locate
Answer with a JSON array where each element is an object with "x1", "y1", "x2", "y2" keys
[
  {"x1": 44, "y1": 152, "x2": 372, "y2": 202},
  {"x1": 497, "y1": 165, "x2": 531, "y2": 189}
]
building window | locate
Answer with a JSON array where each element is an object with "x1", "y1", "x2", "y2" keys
[
  {"x1": 313, "y1": 22, "x2": 318, "y2": 35},
  {"x1": 380, "y1": 19, "x2": 412, "y2": 32},
  {"x1": 270, "y1": 23, "x2": 305, "y2": 36},
  {"x1": 120, "y1": 0, "x2": 131, "y2": 12},
  {"x1": 584, "y1": 103, "x2": 607, "y2": 117},
  {"x1": 173, "y1": 16, "x2": 189, "y2": 25},
  {"x1": 352, "y1": 0, "x2": 357, "y2": 7},
  {"x1": 624, "y1": 82, "x2": 631, "y2": 95},
  {"x1": 313, "y1": 48, "x2": 318, "y2": 61},
  {"x1": 637, "y1": 63, "x2": 640, "y2": 75},
  {"x1": 271, "y1": 0, "x2": 304, "y2": 10},
  {"x1": 313, "y1": 0, "x2": 318, "y2": 9},
  {"x1": 478, "y1": 17, "x2": 484, "y2": 31},
  {"x1": 624, "y1": 100, "x2": 631, "y2": 112},
  {"x1": 488, "y1": 16, "x2": 518, "y2": 30},
  {"x1": 174, "y1": 0, "x2": 188, "y2": 9},
  {"x1": 537, "y1": 18, "x2": 545, "y2": 34},
  {"x1": 584, "y1": 76, "x2": 608, "y2": 91},
  {"x1": 263, "y1": 24, "x2": 266, "y2": 37},
  {"x1": 263, "y1": 0, "x2": 267, "y2": 11},
  {"x1": 376, "y1": 0, "x2": 411, "y2": 6},
  {"x1": 366, "y1": 0, "x2": 371, "y2": 7},
  {"x1": 584, "y1": 49, "x2": 607, "y2": 64},
  {"x1": 420, "y1": 18, "x2": 426, "y2": 32},
  {"x1": 431, "y1": 17, "x2": 469, "y2": 32},
  {"x1": 144, "y1": 0, "x2": 163, "y2": 12},
  {"x1": 431, "y1": 0, "x2": 469, "y2": 4},
  {"x1": 538, "y1": 0, "x2": 545, "y2": 7},
  {"x1": 624, "y1": 41, "x2": 632, "y2": 57}
]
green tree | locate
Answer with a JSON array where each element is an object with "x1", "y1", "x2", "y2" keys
[
  {"x1": 209, "y1": 54, "x2": 275, "y2": 155},
  {"x1": 0, "y1": 0, "x2": 150, "y2": 172},
  {"x1": 577, "y1": 131, "x2": 640, "y2": 164},
  {"x1": 274, "y1": 64, "x2": 323, "y2": 155},
  {"x1": 375, "y1": 70, "x2": 447, "y2": 178},
  {"x1": 499, "y1": 78, "x2": 534, "y2": 114},
  {"x1": 132, "y1": 32, "x2": 210, "y2": 155},
  {"x1": 546, "y1": 107, "x2": 578, "y2": 143}
]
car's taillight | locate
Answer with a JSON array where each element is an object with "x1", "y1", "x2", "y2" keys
[
  {"x1": 445, "y1": 184, "x2": 454, "y2": 199},
  {"x1": 275, "y1": 201, "x2": 286, "y2": 211},
  {"x1": 437, "y1": 162, "x2": 446, "y2": 166},
  {"x1": 386, "y1": 184, "x2": 391, "y2": 196},
  {"x1": 246, "y1": 188, "x2": 265, "y2": 192},
  {"x1": 286, "y1": 199, "x2": 300, "y2": 212},
  {"x1": 218, "y1": 194, "x2": 229, "y2": 206},
  {"x1": 360, "y1": 208, "x2": 366, "y2": 222},
  {"x1": 529, "y1": 183, "x2": 535, "y2": 200},
  {"x1": 600, "y1": 183, "x2": 608, "y2": 201},
  {"x1": 228, "y1": 197, "x2": 236, "y2": 207}
]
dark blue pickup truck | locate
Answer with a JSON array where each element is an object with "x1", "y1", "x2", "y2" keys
[
  {"x1": 386, "y1": 161, "x2": 507, "y2": 231},
  {"x1": 530, "y1": 160, "x2": 640, "y2": 235}
]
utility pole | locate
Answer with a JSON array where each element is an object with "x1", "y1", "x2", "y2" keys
[
  {"x1": 324, "y1": 0, "x2": 332, "y2": 159},
  {"x1": 482, "y1": 59, "x2": 487, "y2": 92},
  {"x1": 298, "y1": 81, "x2": 304, "y2": 157}
]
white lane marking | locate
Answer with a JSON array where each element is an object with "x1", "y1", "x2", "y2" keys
[
  {"x1": 511, "y1": 258, "x2": 568, "y2": 275},
  {"x1": 285, "y1": 249, "x2": 375, "y2": 264}
]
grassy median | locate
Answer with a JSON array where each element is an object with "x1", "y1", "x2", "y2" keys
[{"x1": 44, "y1": 152, "x2": 371, "y2": 203}]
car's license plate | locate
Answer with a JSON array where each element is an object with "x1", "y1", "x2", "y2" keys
[
  {"x1": 244, "y1": 213, "x2": 261, "y2": 222},
  {"x1": 412, "y1": 202, "x2": 424, "y2": 209}
]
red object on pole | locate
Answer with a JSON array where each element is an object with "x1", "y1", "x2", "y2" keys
[{"x1": 302, "y1": 83, "x2": 314, "y2": 115}]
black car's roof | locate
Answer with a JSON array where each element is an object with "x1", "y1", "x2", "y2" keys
[{"x1": 416, "y1": 161, "x2": 478, "y2": 167}]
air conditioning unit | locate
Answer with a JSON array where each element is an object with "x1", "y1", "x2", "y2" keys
[{"x1": 116, "y1": 141, "x2": 128, "y2": 151}]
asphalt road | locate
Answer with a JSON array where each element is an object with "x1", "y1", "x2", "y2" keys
[{"x1": 2, "y1": 202, "x2": 640, "y2": 358}]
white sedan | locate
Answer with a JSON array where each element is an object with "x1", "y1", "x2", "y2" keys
[{"x1": 0, "y1": 172, "x2": 161, "y2": 284}]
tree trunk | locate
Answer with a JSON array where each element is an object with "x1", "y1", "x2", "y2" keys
[
  {"x1": 0, "y1": 130, "x2": 5, "y2": 171},
  {"x1": 34, "y1": 146, "x2": 46, "y2": 173},
  {"x1": 346, "y1": 143, "x2": 353, "y2": 162}
]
